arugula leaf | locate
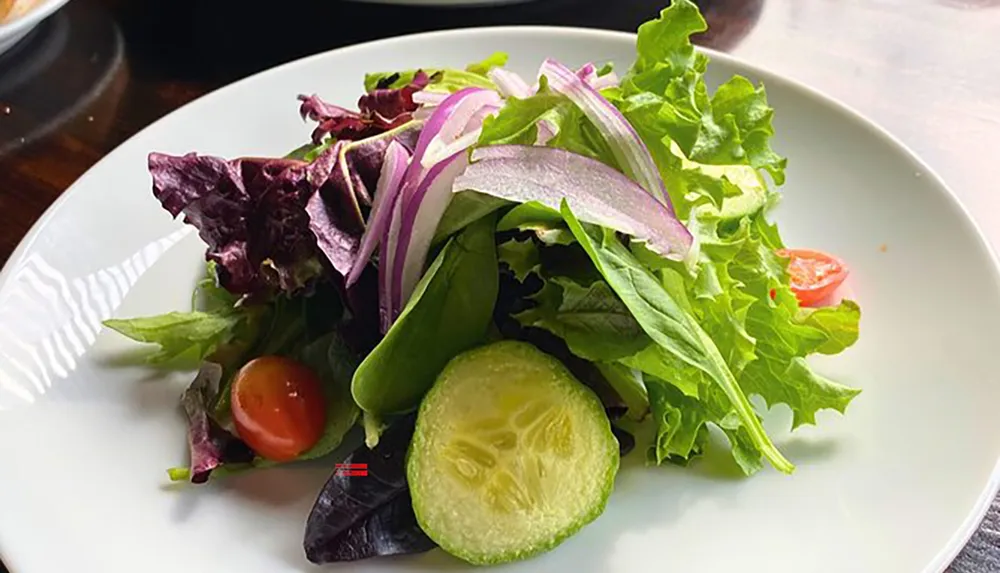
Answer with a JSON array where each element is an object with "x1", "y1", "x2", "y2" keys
[
  {"x1": 103, "y1": 311, "x2": 248, "y2": 366},
  {"x1": 352, "y1": 215, "x2": 499, "y2": 417},
  {"x1": 560, "y1": 201, "x2": 793, "y2": 474},
  {"x1": 105, "y1": 263, "x2": 264, "y2": 368},
  {"x1": 517, "y1": 276, "x2": 650, "y2": 362}
]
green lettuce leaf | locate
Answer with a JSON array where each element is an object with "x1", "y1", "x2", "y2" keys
[
  {"x1": 619, "y1": 0, "x2": 787, "y2": 192},
  {"x1": 478, "y1": 92, "x2": 565, "y2": 146},
  {"x1": 645, "y1": 375, "x2": 709, "y2": 464},
  {"x1": 464, "y1": 51, "x2": 510, "y2": 76},
  {"x1": 734, "y1": 268, "x2": 861, "y2": 427},
  {"x1": 498, "y1": 237, "x2": 541, "y2": 282}
]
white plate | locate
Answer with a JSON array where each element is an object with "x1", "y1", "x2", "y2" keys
[
  {"x1": 0, "y1": 0, "x2": 69, "y2": 58},
  {"x1": 1, "y1": 26, "x2": 999, "y2": 573}
]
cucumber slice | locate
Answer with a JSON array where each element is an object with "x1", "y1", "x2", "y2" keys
[{"x1": 407, "y1": 340, "x2": 619, "y2": 565}]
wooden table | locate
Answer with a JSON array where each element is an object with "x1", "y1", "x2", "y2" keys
[{"x1": 0, "y1": 0, "x2": 997, "y2": 571}]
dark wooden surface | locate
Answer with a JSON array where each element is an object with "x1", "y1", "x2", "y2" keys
[{"x1": 1, "y1": 0, "x2": 998, "y2": 571}]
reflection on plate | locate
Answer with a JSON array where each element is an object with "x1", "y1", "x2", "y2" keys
[{"x1": 0, "y1": 25, "x2": 999, "y2": 573}]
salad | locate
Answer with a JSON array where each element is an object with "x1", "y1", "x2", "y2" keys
[{"x1": 105, "y1": 0, "x2": 862, "y2": 566}]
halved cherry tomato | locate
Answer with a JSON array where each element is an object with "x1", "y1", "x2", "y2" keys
[
  {"x1": 231, "y1": 355, "x2": 327, "y2": 462},
  {"x1": 775, "y1": 248, "x2": 849, "y2": 307}
]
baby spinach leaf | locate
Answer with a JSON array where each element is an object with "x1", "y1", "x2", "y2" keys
[
  {"x1": 433, "y1": 190, "x2": 509, "y2": 245},
  {"x1": 352, "y1": 215, "x2": 499, "y2": 417}
]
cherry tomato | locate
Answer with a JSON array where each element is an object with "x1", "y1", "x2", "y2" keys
[
  {"x1": 231, "y1": 355, "x2": 327, "y2": 462},
  {"x1": 775, "y1": 248, "x2": 849, "y2": 307}
]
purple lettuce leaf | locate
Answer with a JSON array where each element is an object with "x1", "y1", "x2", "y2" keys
[
  {"x1": 305, "y1": 123, "x2": 421, "y2": 278},
  {"x1": 179, "y1": 362, "x2": 254, "y2": 484},
  {"x1": 358, "y1": 71, "x2": 430, "y2": 123},
  {"x1": 149, "y1": 151, "x2": 327, "y2": 297},
  {"x1": 299, "y1": 71, "x2": 429, "y2": 145},
  {"x1": 148, "y1": 120, "x2": 421, "y2": 302}
]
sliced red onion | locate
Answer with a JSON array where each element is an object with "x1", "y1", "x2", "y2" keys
[
  {"x1": 380, "y1": 88, "x2": 494, "y2": 324},
  {"x1": 378, "y1": 189, "x2": 406, "y2": 333},
  {"x1": 401, "y1": 87, "x2": 482, "y2": 182},
  {"x1": 590, "y1": 72, "x2": 620, "y2": 91},
  {"x1": 576, "y1": 63, "x2": 619, "y2": 90},
  {"x1": 454, "y1": 145, "x2": 692, "y2": 259},
  {"x1": 528, "y1": 63, "x2": 600, "y2": 94},
  {"x1": 538, "y1": 58, "x2": 672, "y2": 211},
  {"x1": 421, "y1": 91, "x2": 502, "y2": 168},
  {"x1": 346, "y1": 140, "x2": 410, "y2": 287},
  {"x1": 536, "y1": 120, "x2": 557, "y2": 145},
  {"x1": 576, "y1": 62, "x2": 597, "y2": 83},
  {"x1": 423, "y1": 129, "x2": 481, "y2": 167},
  {"x1": 413, "y1": 106, "x2": 436, "y2": 121},
  {"x1": 489, "y1": 68, "x2": 532, "y2": 99},
  {"x1": 421, "y1": 103, "x2": 501, "y2": 168},
  {"x1": 412, "y1": 91, "x2": 449, "y2": 106},
  {"x1": 391, "y1": 153, "x2": 470, "y2": 314}
]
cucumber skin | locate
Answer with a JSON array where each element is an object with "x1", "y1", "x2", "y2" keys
[{"x1": 406, "y1": 340, "x2": 620, "y2": 566}]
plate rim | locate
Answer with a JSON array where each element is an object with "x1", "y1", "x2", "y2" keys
[{"x1": 1, "y1": 24, "x2": 998, "y2": 573}]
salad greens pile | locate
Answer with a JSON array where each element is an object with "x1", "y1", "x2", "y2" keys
[{"x1": 104, "y1": 0, "x2": 861, "y2": 566}]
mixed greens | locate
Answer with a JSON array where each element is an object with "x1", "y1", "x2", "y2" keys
[{"x1": 105, "y1": 0, "x2": 861, "y2": 566}]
